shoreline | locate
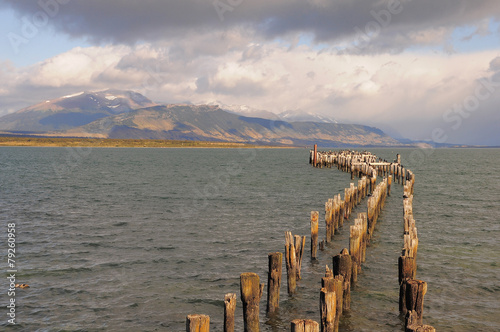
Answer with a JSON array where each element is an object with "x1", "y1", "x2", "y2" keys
[
  {"x1": 1, "y1": 136, "x2": 496, "y2": 149},
  {"x1": 0, "y1": 136, "x2": 297, "y2": 149}
]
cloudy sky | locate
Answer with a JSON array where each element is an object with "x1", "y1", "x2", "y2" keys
[{"x1": 1, "y1": 0, "x2": 499, "y2": 145}]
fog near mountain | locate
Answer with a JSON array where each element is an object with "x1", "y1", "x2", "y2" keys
[
  {"x1": 208, "y1": 101, "x2": 339, "y2": 124},
  {"x1": 278, "y1": 109, "x2": 338, "y2": 124}
]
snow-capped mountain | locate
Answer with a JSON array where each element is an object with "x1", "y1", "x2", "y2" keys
[{"x1": 0, "y1": 89, "x2": 156, "y2": 132}]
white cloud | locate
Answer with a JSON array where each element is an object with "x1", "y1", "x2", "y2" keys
[
  {"x1": 1, "y1": 39, "x2": 499, "y2": 144},
  {"x1": 27, "y1": 45, "x2": 129, "y2": 87}
]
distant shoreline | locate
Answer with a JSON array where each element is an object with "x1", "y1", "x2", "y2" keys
[
  {"x1": 0, "y1": 136, "x2": 496, "y2": 149},
  {"x1": 0, "y1": 136, "x2": 295, "y2": 148}
]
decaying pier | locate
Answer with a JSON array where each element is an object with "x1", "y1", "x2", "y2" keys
[{"x1": 186, "y1": 146, "x2": 434, "y2": 332}]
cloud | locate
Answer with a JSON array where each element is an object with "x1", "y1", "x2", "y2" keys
[
  {"x1": 1, "y1": 0, "x2": 499, "y2": 145},
  {"x1": 489, "y1": 56, "x2": 500, "y2": 71},
  {"x1": 26, "y1": 45, "x2": 129, "y2": 87},
  {"x1": 5, "y1": 41, "x2": 499, "y2": 143},
  {"x1": 2, "y1": 0, "x2": 499, "y2": 53}
]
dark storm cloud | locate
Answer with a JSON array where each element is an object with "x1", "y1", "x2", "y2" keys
[{"x1": 3, "y1": 0, "x2": 499, "y2": 51}]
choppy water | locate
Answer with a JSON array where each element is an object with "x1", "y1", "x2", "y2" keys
[{"x1": 0, "y1": 147, "x2": 499, "y2": 331}]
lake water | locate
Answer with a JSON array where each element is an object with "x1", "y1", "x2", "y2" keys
[{"x1": 1, "y1": 147, "x2": 499, "y2": 331}]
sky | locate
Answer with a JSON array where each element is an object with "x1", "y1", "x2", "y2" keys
[{"x1": 0, "y1": 0, "x2": 499, "y2": 146}]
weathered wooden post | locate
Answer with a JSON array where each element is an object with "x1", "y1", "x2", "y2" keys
[
  {"x1": 294, "y1": 235, "x2": 306, "y2": 280},
  {"x1": 332, "y1": 249, "x2": 352, "y2": 312},
  {"x1": 405, "y1": 311, "x2": 436, "y2": 332},
  {"x1": 322, "y1": 267, "x2": 343, "y2": 332},
  {"x1": 240, "y1": 272, "x2": 264, "y2": 332},
  {"x1": 291, "y1": 319, "x2": 320, "y2": 332},
  {"x1": 338, "y1": 198, "x2": 345, "y2": 228},
  {"x1": 344, "y1": 188, "x2": 350, "y2": 220},
  {"x1": 400, "y1": 279, "x2": 427, "y2": 323},
  {"x1": 387, "y1": 174, "x2": 392, "y2": 196},
  {"x1": 398, "y1": 250, "x2": 416, "y2": 285},
  {"x1": 325, "y1": 200, "x2": 332, "y2": 243},
  {"x1": 349, "y1": 223, "x2": 361, "y2": 283},
  {"x1": 331, "y1": 197, "x2": 338, "y2": 234},
  {"x1": 359, "y1": 213, "x2": 368, "y2": 262},
  {"x1": 357, "y1": 179, "x2": 363, "y2": 204},
  {"x1": 334, "y1": 195, "x2": 341, "y2": 232},
  {"x1": 320, "y1": 288, "x2": 336, "y2": 332},
  {"x1": 224, "y1": 293, "x2": 237, "y2": 332},
  {"x1": 313, "y1": 144, "x2": 318, "y2": 167},
  {"x1": 285, "y1": 232, "x2": 297, "y2": 294},
  {"x1": 266, "y1": 252, "x2": 282, "y2": 315},
  {"x1": 332, "y1": 276, "x2": 343, "y2": 331},
  {"x1": 186, "y1": 314, "x2": 210, "y2": 332},
  {"x1": 311, "y1": 211, "x2": 319, "y2": 259}
]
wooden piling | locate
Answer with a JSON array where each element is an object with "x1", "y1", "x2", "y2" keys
[
  {"x1": 291, "y1": 319, "x2": 320, "y2": 332},
  {"x1": 325, "y1": 200, "x2": 333, "y2": 243},
  {"x1": 357, "y1": 179, "x2": 362, "y2": 204},
  {"x1": 405, "y1": 311, "x2": 436, "y2": 332},
  {"x1": 310, "y1": 149, "x2": 434, "y2": 329},
  {"x1": 285, "y1": 232, "x2": 297, "y2": 294},
  {"x1": 332, "y1": 276, "x2": 343, "y2": 330},
  {"x1": 400, "y1": 279, "x2": 427, "y2": 323},
  {"x1": 332, "y1": 249, "x2": 351, "y2": 312},
  {"x1": 358, "y1": 213, "x2": 368, "y2": 262},
  {"x1": 332, "y1": 197, "x2": 338, "y2": 234},
  {"x1": 294, "y1": 235, "x2": 306, "y2": 280},
  {"x1": 320, "y1": 288, "x2": 336, "y2": 332},
  {"x1": 350, "y1": 183, "x2": 356, "y2": 209},
  {"x1": 338, "y1": 198, "x2": 345, "y2": 228},
  {"x1": 322, "y1": 269, "x2": 343, "y2": 332},
  {"x1": 313, "y1": 144, "x2": 318, "y2": 167},
  {"x1": 224, "y1": 293, "x2": 237, "y2": 332},
  {"x1": 321, "y1": 274, "x2": 344, "y2": 331},
  {"x1": 335, "y1": 194, "x2": 341, "y2": 231},
  {"x1": 240, "y1": 272, "x2": 264, "y2": 332},
  {"x1": 266, "y1": 253, "x2": 282, "y2": 315},
  {"x1": 387, "y1": 175, "x2": 392, "y2": 196},
  {"x1": 186, "y1": 314, "x2": 210, "y2": 332},
  {"x1": 344, "y1": 188, "x2": 350, "y2": 220},
  {"x1": 398, "y1": 250, "x2": 416, "y2": 285},
  {"x1": 311, "y1": 211, "x2": 319, "y2": 259},
  {"x1": 349, "y1": 222, "x2": 362, "y2": 282}
]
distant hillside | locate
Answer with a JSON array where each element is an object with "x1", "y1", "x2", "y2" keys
[
  {"x1": 0, "y1": 89, "x2": 156, "y2": 132},
  {"x1": 60, "y1": 104, "x2": 399, "y2": 146},
  {"x1": 0, "y1": 90, "x2": 401, "y2": 147}
]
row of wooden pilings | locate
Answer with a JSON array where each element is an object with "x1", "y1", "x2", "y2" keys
[
  {"x1": 316, "y1": 151, "x2": 390, "y2": 332},
  {"x1": 398, "y1": 171, "x2": 435, "y2": 332},
  {"x1": 313, "y1": 147, "x2": 435, "y2": 331},
  {"x1": 186, "y1": 148, "x2": 432, "y2": 331},
  {"x1": 309, "y1": 146, "x2": 409, "y2": 186}
]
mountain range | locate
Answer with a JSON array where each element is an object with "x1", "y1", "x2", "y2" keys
[{"x1": 0, "y1": 89, "x2": 401, "y2": 147}]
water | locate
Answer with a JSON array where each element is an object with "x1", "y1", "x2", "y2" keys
[{"x1": 0, "y1": 147, "x2": 499, "y2": 331}]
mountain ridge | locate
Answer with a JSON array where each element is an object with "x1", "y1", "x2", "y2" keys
[{"x1": 0, "y1": 90, "x2": 401, "y2": 147}]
